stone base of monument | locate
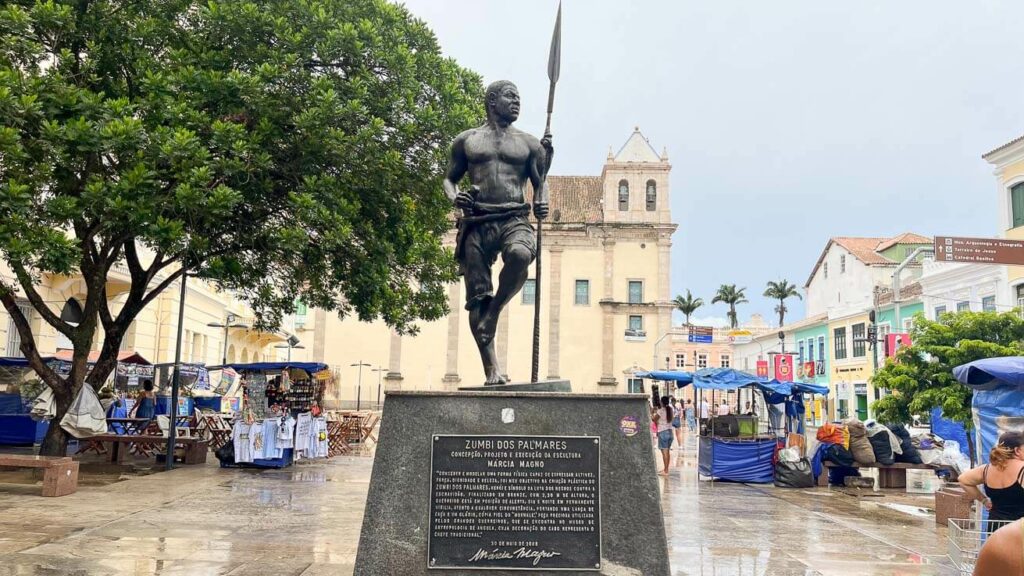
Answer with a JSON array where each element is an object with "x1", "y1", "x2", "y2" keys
[
  {"x1": 354, "y1": 389, "x2": 671, "y2": 576},
  {"x1": 458, "y1": 379, "x2": 571, "y2": 393}
]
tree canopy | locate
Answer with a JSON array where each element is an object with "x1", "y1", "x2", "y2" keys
[
  {"x1": 0, "y1": 0, "x2": 483, "y2": 454},
  {"x1": 763, "y1": 279, "x2": 801, "y2": 327},
  {"x1": 712, "y1": 284, "x2": 748, "y2": 329},
  {"x1": 872, "y1": 311, "x2": 1024, "y2": 426},
  {"x1": 673, "y1": 290, "x2": 703, "y2": 326}
]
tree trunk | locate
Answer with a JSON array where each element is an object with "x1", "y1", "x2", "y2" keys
[{"x1": 39, "y1": 389, "x2": 73, "y2": 456}]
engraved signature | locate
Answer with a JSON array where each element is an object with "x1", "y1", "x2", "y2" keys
[{"x1": 468, "y1": 547, "x2": 562, "y2": 566}]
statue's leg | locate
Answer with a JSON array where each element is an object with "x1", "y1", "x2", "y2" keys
[
  {"x1": 478, "y1": 221, "x2": 535, "y2": 343},
  {"x1": 461, "y1": 224, "x2": 504, "y2": 383},
  {"x1": 468, "y1": 301, "x2": 505, "y2": 385}
]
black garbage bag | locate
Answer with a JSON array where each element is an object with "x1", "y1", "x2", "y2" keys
[
  {"x1": 889, "y1": 423, "x2": 923, "y2": 464},
  {"x1": 823, "y1": 444, "x2": 855, "y2": 467},
  {"x1": 829, "y1": 466, "x2": 861, "y2": 486},
  {"x1": 868, "y1": 432, "x2": 895, "y2": 465},
  {"x1": 774, "y1": 458, "x2": 814, "y2": 488},
  {"x1": 215, "y1": 441, "x2": 235, "y2": 464}
]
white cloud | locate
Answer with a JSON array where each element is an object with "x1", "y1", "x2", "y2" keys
[{"x1": 689, "y1": 316, "x2": 730, "y2": 328}]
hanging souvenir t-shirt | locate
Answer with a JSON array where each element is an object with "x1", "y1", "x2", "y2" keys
[
  {"x1": 314, "y1": 417, "x2": 329, "y2": 458},
  {"x1": 262, "y1": 417, "x2": 281, "y2": 459},
  {"x1": 233, "y1": 422, "x2": 254, "y2": 463},
  {"x1": 245, "y1": 373, "x2": 269, "y2": 418},
  {"x1": 294, "y1": 412, "x2": 313, "y2": 453},
  {"x1": 278, "y1": 416, "x2": 296, "y2": 450}
]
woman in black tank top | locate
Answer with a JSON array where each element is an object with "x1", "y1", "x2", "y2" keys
[{"x1": 960, "y1": 431, "x2": 1024, "y2": 524}]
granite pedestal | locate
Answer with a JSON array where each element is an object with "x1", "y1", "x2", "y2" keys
[{"x1": 354, "y1": 389, "x2": 671, "y2": 576}]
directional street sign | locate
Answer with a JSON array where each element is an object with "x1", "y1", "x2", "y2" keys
[
  {"x1": 934, "y1": 236, "x2": 1024, "y2": 266},
  {"x1": 687, "y1": 325, "x2": 713, "y2": 344}
]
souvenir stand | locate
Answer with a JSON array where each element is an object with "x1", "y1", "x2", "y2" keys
[
  {"x1": 0, "y1": 357, "x2": 49, "y2": 445},
  {"x1": 636, "y1": 368, "x2": 829, "y2": 483},
  {"x1": 52, "y1": 350, "x2": 154, "y2": 394},
  {"x1": 953, "y1": 356, "x2": 1024, "y2": 465},
  {"x1": 153, "y1": 363, "x2": 212, "y2": 416},
  {"x1": 219, "y1": 362, "x2": 333, "y2": 469}
]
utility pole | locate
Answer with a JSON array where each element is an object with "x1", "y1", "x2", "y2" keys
[
  {"x1": 207, "y1": 313, "x2": 248, "y2": 366},
  {"x1": 351, "y1": 361, "x2": 370, "y2": 410},
  {"x1": 371, "y1": 366, "x2": 386, "y2": 410}
]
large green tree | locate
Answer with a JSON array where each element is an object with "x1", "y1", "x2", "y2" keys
[
  {"x1": 711, "y1": 284, "x2": 748, "y2": 329},
  {"x1": 672, "y1": 290, "x2": 703, "y2": 326},
  {"x1": 872, "y1": 311, "x2": 1024, "y2": 427},
  {"x1": 763, "y1": 279, "x2": 801, "y2": 327},
  {"x1": 0, "y1": 0, "x2": 482, "y2": 455}
]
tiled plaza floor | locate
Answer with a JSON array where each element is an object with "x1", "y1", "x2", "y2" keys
[{"x1": 0, "y1": 433, "x2": 956, "y2": 576}]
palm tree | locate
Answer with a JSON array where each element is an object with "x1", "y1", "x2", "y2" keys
[
  {"x1": 712, "y1": 284, "x2": 748, "y2": 329},
  {"x1": 764, "y1": 279, "x2": 803, "y2": 327},
  {"x1": 673, "y1": 290, "x2": 704, "y2": 326}
]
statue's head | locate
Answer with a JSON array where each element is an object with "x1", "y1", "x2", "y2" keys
[{"x1": 485, "y1": 80, "x2": 520, "y2": 124}]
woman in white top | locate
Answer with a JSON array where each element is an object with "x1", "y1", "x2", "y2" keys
[{"x1": 652, "y1": 396, "x2": 674, "y2": 476}]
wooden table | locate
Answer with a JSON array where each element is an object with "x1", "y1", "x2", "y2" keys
[
  {"x1": 85, "y1": 434, "x2": 209, "y2": 465},
  {"x1": 106, "y1": 418, "x2": 153, "y2": 435},
  {"x1": 0, "y1": 454, "x2": 79, "y2": 497}
]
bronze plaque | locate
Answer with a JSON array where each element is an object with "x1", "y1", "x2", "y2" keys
[
  {"x1": 934, "y1": 236, "x2": 1024, "y2": 265},
  {"x1": 428, "y1": 435, "x2": 601, "y2": 571}
]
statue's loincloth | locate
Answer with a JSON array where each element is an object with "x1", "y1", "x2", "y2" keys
[{"x1": 456, "y1": 201, "x2": 536, "y2": 310}]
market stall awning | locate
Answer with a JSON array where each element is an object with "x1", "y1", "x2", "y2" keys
[
  {"x1": 0, "y1": 357, "x2": 52, "y2": 367},
  {"x1": 224, "y1": 362, "x2": 329, "y2": 374},
  {"x1": 691, "y1": 368, "x2": 792, "y2": 395},
  {"x1": 632, "y1": 370, "x2": 693, "y2": 384},
  {"x1": 953, "y1": 356, "x2": 1024, "y2": 391},
  {"x1": 790, "y1": 381, "x2": 830, "y2": 395}
]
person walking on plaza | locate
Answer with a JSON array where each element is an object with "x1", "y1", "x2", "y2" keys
[
  {"x1": 685, "y1": 399, "x2": 697, "y2": 433},
  {"x1": 133, "y1": 380, "x2": 156, "y2": 420},
  {"x1": 960, "y1": 431, "x2": 1024, "y2": 527},
  {"x1": 652, "y1": 395, "x2": 674, "y2": 476},
  {"x1": 671, "y1": 397, "x2": 683, "y2": 448}
]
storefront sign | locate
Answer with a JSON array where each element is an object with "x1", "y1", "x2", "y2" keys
[
  {"x1": 755, "y1": 360, "x2": 769, "y2": 378},
  {"x1": 934, "y1": 236, "x2": 1024, "y2": 265},
  {"x1": 687, "y1": 325, "x2": 713, "y2": 344},
  {"x1": 854, "y1": 383, "x2": 867, "y2": 395},
  {"x1": 727, "y1": 329, "x2": 752, "y2": 344},
  {"x1": 428, "y1": 435, "x2": 601, "y2": 571},
  {"x1": 774, "y1": 354, "x2": 794, "y2": 382}
]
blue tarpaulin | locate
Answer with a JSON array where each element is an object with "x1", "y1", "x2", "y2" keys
[
  {"x1": 632, "y1": 370, "x2": 693, "y2": 384},
  {"x1": 953, "y1": 356, "x2": 1024, "y2": 465},
  {"x1": 698, "y1": 436, "x2": 777, "y2": 483},
  {"x1": 224, "y1": 362, "x2": 328, "y2": 374}
]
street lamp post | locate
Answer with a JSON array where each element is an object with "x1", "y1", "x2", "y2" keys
[
  {"x1": 351, "y1": 361, "x2": 370, "y2": 410},
  {"x1": 371, "y1": 367, "x2": 386, "y2": 409},
  {"x1": 274, "y1": 335, "x2": 304, "y2": 362},
  {"x1": 207, "y1": 313, "x2": 249, "y2": 365}
]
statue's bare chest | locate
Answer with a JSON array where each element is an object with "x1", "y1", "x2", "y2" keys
[{"x1": 464, "y1": 132, "x2": 531, "y2": 168}]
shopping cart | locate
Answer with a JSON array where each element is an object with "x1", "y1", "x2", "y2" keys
[{"x1": 947, "y1": 517, "x2": 1016, "y2": 574}]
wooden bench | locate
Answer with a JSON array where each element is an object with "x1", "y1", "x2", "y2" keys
[
  {"x1": 86, "y1": 434, "x2": 208, "y2": 465},
  {"x1": 0, "y1": 454, "x2": 79, "y2": 497},
  {"x1": 819, "y1": 461, "x2": 957, "y2": 488}
]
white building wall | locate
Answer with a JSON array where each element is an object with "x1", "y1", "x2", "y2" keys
[{"x1": 919, "y1": 259, "x2": 1011, "y2": 320}]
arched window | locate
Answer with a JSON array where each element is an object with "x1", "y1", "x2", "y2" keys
[
  {"x1": 645, "y1": 179, "x2": 657, "y2": 211},
  {"x1": 241, "y1": 348, "x2": 249, "y2": 363},
  {"x1": 227, "y1": 344, "x2": 236, "y2": 364},
  {"x1": 618, "y1": 179, "x2": 629, "y2": 211}
]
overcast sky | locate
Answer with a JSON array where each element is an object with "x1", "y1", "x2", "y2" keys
[{"x1": 400, "y1": 0, "x2": 1024, "y2": 328}]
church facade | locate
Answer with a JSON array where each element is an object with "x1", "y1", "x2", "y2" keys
[{"x1": 300, "y1": 129, "x2": 678, "y2": 400}]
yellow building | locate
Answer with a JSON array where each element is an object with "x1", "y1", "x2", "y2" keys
[
  {"x1": 983, "y1": 135, "x2": 1024, "y2": 305},
  {"x1": 0, "y1": 259, "x2": 286, "y2": 375},
  {"x1": 827, "y1": 310, "x2": 875, "y2": 421},
  {"x1": 300, "y1": 129, "x2": 678, "y2": 400}
]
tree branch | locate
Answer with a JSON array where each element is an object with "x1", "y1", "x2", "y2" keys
[
  {"x1": 0, "y1": 289, "x2": 65, "y2": 392},
  {"x1": 9, "y1": 261, "x2": 76, "y2": 339}
]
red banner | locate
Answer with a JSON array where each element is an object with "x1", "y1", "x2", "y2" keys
[
  {"x1": 802, "y1": 362, "x2": 816, "y2": 379},
  {"x1": 774, "y1": 354, "x2": 794, "y2": 382},
  {"x1": 886, "y1": 333, "x2": 912, "y2": 358},
  {"x1": 756, "y1": 360, "x2": 769, "y2": 378}
]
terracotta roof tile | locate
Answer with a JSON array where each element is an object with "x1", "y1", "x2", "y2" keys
[
  {"x1": 805, "y1": 233, "x2": 931, "y2": 287},
  {"x1": 983, "y1": 134, "x2": 1024, "y2": 160},
  {"x1": 875, "y1": 232, "x2": 932, "y2": 252},
  {"x1": 527, "y1": 176, "x2": 604, "y2": 224}
]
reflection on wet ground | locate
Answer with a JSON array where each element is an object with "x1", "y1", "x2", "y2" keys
[{"x1": 0, "y1": 433, "x2": 955, "y2": 575}]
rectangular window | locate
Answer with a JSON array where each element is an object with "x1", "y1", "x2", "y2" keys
[
  {"x1": 903, "y1": 318, "x2": 914, "y2": 333},
  {"x1": 807, "y1": 338, "x2": 815, "y2": 362},
  {"x1": 833, "y1": 327, "x2": 847, "y2": 360},
  {"x1": 1012, "y1": 183, "x2": 1024, "y2": 228},
  {"x1": 982, "y1": 295, "x2": 996, "y2": 312},
  {"x1": 798, "y1": 341, "x2": 805, "y2": 365},
  {"x1": 628, "y1": 315, "x2": 643, "y2": 332},
  {"x1": 840, "y1": 255, "x2": 846, "y2": 273},
  {"x1": 697, "y1": 354, "x2": 708, "y2": 369},
  {"x1": 521, "y1": 279, "x2": 536, "y2": 304},
  {"x1": 628, "y1": 281, "x2": 643, "y2": 304},
  {"x1": 720, "y1": 355, "x2": 730, "y2": 368},
  {"x1": 818, "y1": 336, "x2": 825, "y2": 366},
  {"x1": 574, "y1": 280, "x2": 590, "y2": 305},
  {"x1": 935, "y1": 305, "x2": 947, "y2": 318},
  {"x1": 957, "y1": 301, "x2": 970, "y2": 312},
  {"x1": 1017, "y1": 284, "x2": 1024, "y2": 301},
  {"x1": 877, "y1": 323, "x2": 891, "y2": 340},
  {"x1": 675, "y1": 354, "x2": 685, "y2": 369},
  {"x1": 627, "y1": 378, "x2": 643, "y2": 394},
  {"x1": 5, "y1": 301, "x2": 32, "y2": 357},
  {"x1": 852, "y1": 323, "x2": 866, "y2": 357}
]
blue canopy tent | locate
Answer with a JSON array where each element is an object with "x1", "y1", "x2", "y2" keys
[
  {"x1": 0, "y1": 357, "x2": 53, "y2": 446},
  {"x1": 953, "y1": 357, "x2": 1024, "y2": 465}
]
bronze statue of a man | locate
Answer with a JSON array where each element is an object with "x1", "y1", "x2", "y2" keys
[{"x1": 444, "y1": 80, "x2": 551, "y2": 385}]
